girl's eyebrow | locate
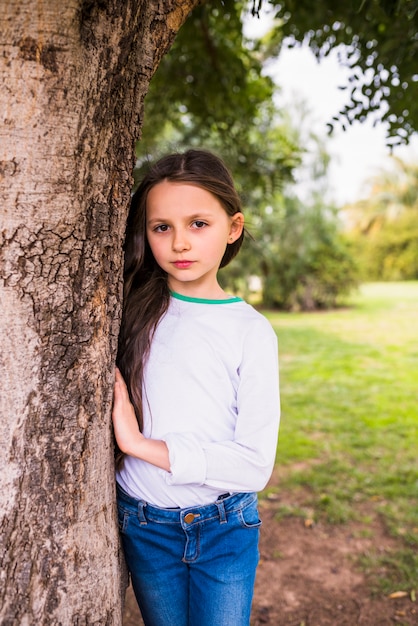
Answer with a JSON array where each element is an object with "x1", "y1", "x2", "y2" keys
[
  {"x1": 147, "y1": 217, "x2": 167, "y2": 225},
  {"x1": 147, "y1": 212, "x2": 214, "y2": 225}
]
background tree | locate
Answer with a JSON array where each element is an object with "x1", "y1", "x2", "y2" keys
[
  {"x1": 140, "y1": 0, "x2": 418, "y2": 149},
  {"x1": 343, "y1": 159, "x2": 418, "y2": 280},
  {"x1": 0, "y1": 1, "x2": 199, "y2": 624},
  {"x1": 256, "y1": 195, "x2": 359, "y2": 310},
  {"x1": 136, "y1": 0, "x2": 301, "y2": 194}
]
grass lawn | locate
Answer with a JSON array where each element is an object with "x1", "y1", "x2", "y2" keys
[{"x1": 264, "y1": 281, "x2": 418, "y2": 595}]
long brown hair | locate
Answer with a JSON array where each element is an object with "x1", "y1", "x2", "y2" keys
[{"x1": 117, "y1": 149, "x2": 244, "y2": 436}]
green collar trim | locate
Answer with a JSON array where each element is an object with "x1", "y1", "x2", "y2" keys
[{"x1": 170, "y1": 291, "x2": 243, "y2": 305}]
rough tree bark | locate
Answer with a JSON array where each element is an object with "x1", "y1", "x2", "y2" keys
[{"x1": 0, "y1": 1, "x2": 200, "y2": 623}]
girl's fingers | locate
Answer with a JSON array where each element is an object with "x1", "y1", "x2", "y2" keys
[
  {"x1": 113, "y1": 367, "x2": 133, "y2": 414},
  {"x1": 114, "y1": 368, "x2": 129, "y2": 397},
  {"x1": 115, "y1": 367, "x2": 124, "y2": 384}
]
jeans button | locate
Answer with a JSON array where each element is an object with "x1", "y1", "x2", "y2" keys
[{"x1": 184, "y1": 513, "x2": 196, "y2": 524}]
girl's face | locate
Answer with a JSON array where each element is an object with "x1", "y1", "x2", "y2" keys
[{"x1": 146, "y1": 181, "x2": 244, "y2": 299}]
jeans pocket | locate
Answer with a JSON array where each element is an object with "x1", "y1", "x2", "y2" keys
[{"x1": 238, "y1": 498, "x2": 262, "y2": 529}]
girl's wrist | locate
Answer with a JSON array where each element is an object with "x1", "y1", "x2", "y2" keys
[
  {"x1": 130, "y1": 436, "x2": 170, "y2": 472},
  {"x1": 122, "y1": 431, "x2": 145, "y2": 458}
]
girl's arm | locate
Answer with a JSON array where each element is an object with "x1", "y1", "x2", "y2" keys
[
  {"x1": 112, "y1": 368, "x2": 170, "y2": 472},
  {"x1": 161, "y1": 318, "x2": 280, "y2": 492}
]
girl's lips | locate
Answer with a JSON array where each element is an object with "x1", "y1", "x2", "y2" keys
[{"x1": 173, "y1": 260, "x2": 194, "y2": 269}]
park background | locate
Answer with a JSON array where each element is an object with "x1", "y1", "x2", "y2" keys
[
  {"x1": 125, "y1": 3, "x2": 418, "y2": 624},
  {"x1": 1, "y1": 1, "x2": 417, "y2": 624}
]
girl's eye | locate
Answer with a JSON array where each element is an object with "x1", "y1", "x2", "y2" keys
[
  {"x1": 192, "y1": 220, "x2": 207, "y2": 229},
  {"x1": 154, "y1": 224, "x2": 170, "y2": 233}
]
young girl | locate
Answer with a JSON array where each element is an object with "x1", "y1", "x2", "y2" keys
[{"x1": 112, "y1": 149, "x2": 280, "y2": 626}]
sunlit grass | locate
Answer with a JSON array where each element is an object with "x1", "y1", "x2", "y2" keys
[{"x1": 263, "y1": 282, "x2": 418, "y2": 593}]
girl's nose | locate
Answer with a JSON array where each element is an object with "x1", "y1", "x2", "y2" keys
[{"x1": 172, "y1": 230, "x2": 191, "y2": 252}]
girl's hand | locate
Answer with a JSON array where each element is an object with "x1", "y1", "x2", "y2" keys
[
  {"x1": 112, "y1": 368, "x2": 171, "y2": 471},
  {"x1": 112, "y1": 368, "x2": 144, "y2": 456}
]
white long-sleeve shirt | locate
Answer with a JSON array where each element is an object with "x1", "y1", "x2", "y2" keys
[{"x1": 116, "y1": 292, "x2": 280, "y2": 508}]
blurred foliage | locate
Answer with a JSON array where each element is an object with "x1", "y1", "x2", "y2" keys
[
  {"x1": 263, "y1": 212, "x2": 358, "y2": 311},
  {"x1": 366, "y1": 213, "x2": 418, "y2": 279},
  {"x1": 344, "y1": 159, "x2": 418, "y2": 279},
  {"x1": 239, "y1": 197, "x2": 359, "y2": 310},
  {"x1": 265, "y1": 0, "x2": 418, "y2": 146},
  {"x1": 140, "y1": 0, "x2": 418, "y2": 156},
  {"x1": 137, "y1": 0, "x2": 301, "y2": 199}
]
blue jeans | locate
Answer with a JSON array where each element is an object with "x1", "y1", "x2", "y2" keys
[{"x1": 117, "y1": 485, "x2": 261, "y2": 626}]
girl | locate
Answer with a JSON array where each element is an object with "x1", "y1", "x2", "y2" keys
[{"x1": 112, "y1": 149, "x2": 280, "y2": 626}]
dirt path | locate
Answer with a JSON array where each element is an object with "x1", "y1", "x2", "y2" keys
[{"x1": 122, "y1": 496, "x2": 416, "y2": 625}]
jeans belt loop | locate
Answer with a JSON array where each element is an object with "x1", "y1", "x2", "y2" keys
[
  {"x1": 137, "y1": 501, "x2": 147, "y2": 525},
  {"x1": 216, "y1": 499, "x2": 227, "y2": 524}
]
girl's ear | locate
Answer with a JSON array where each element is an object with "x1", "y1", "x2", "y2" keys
[{"x1": 228, "y1": 212, "x2": 245, "y2": 243}]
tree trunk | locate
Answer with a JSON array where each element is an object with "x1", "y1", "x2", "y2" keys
[{"x1": 0, "y1": 1, "x2": 199, "y2": 623}]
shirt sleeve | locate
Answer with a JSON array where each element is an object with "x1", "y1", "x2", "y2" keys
[{"x1": 161, "y1": 317, "x2": 280, "y2": 492}]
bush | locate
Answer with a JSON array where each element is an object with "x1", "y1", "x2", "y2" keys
[
  {"x1": 220, "y1": 195, "x2": 359, "y2": 310},
  {"x1": 364, "y1": 213, "x2": 418, "y2": 281},
  {"x1": 259, "y1": 198, "x2": 359, "y2": 310}
]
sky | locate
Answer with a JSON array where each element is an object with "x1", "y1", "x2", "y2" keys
[
  {"x1": 244, "y1": 14, "x2": 418, "y2": 206},
  {"x1": 269, "y1": 45, "x2": 418, "y2": 206}
]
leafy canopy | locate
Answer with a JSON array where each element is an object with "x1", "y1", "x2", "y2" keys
[
  {"x1": 138, "y1": 0, "x2": 301, "y2": 195},
  {"x1": 262, "y1": 0, "x2": 418, "y2": 146}
]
